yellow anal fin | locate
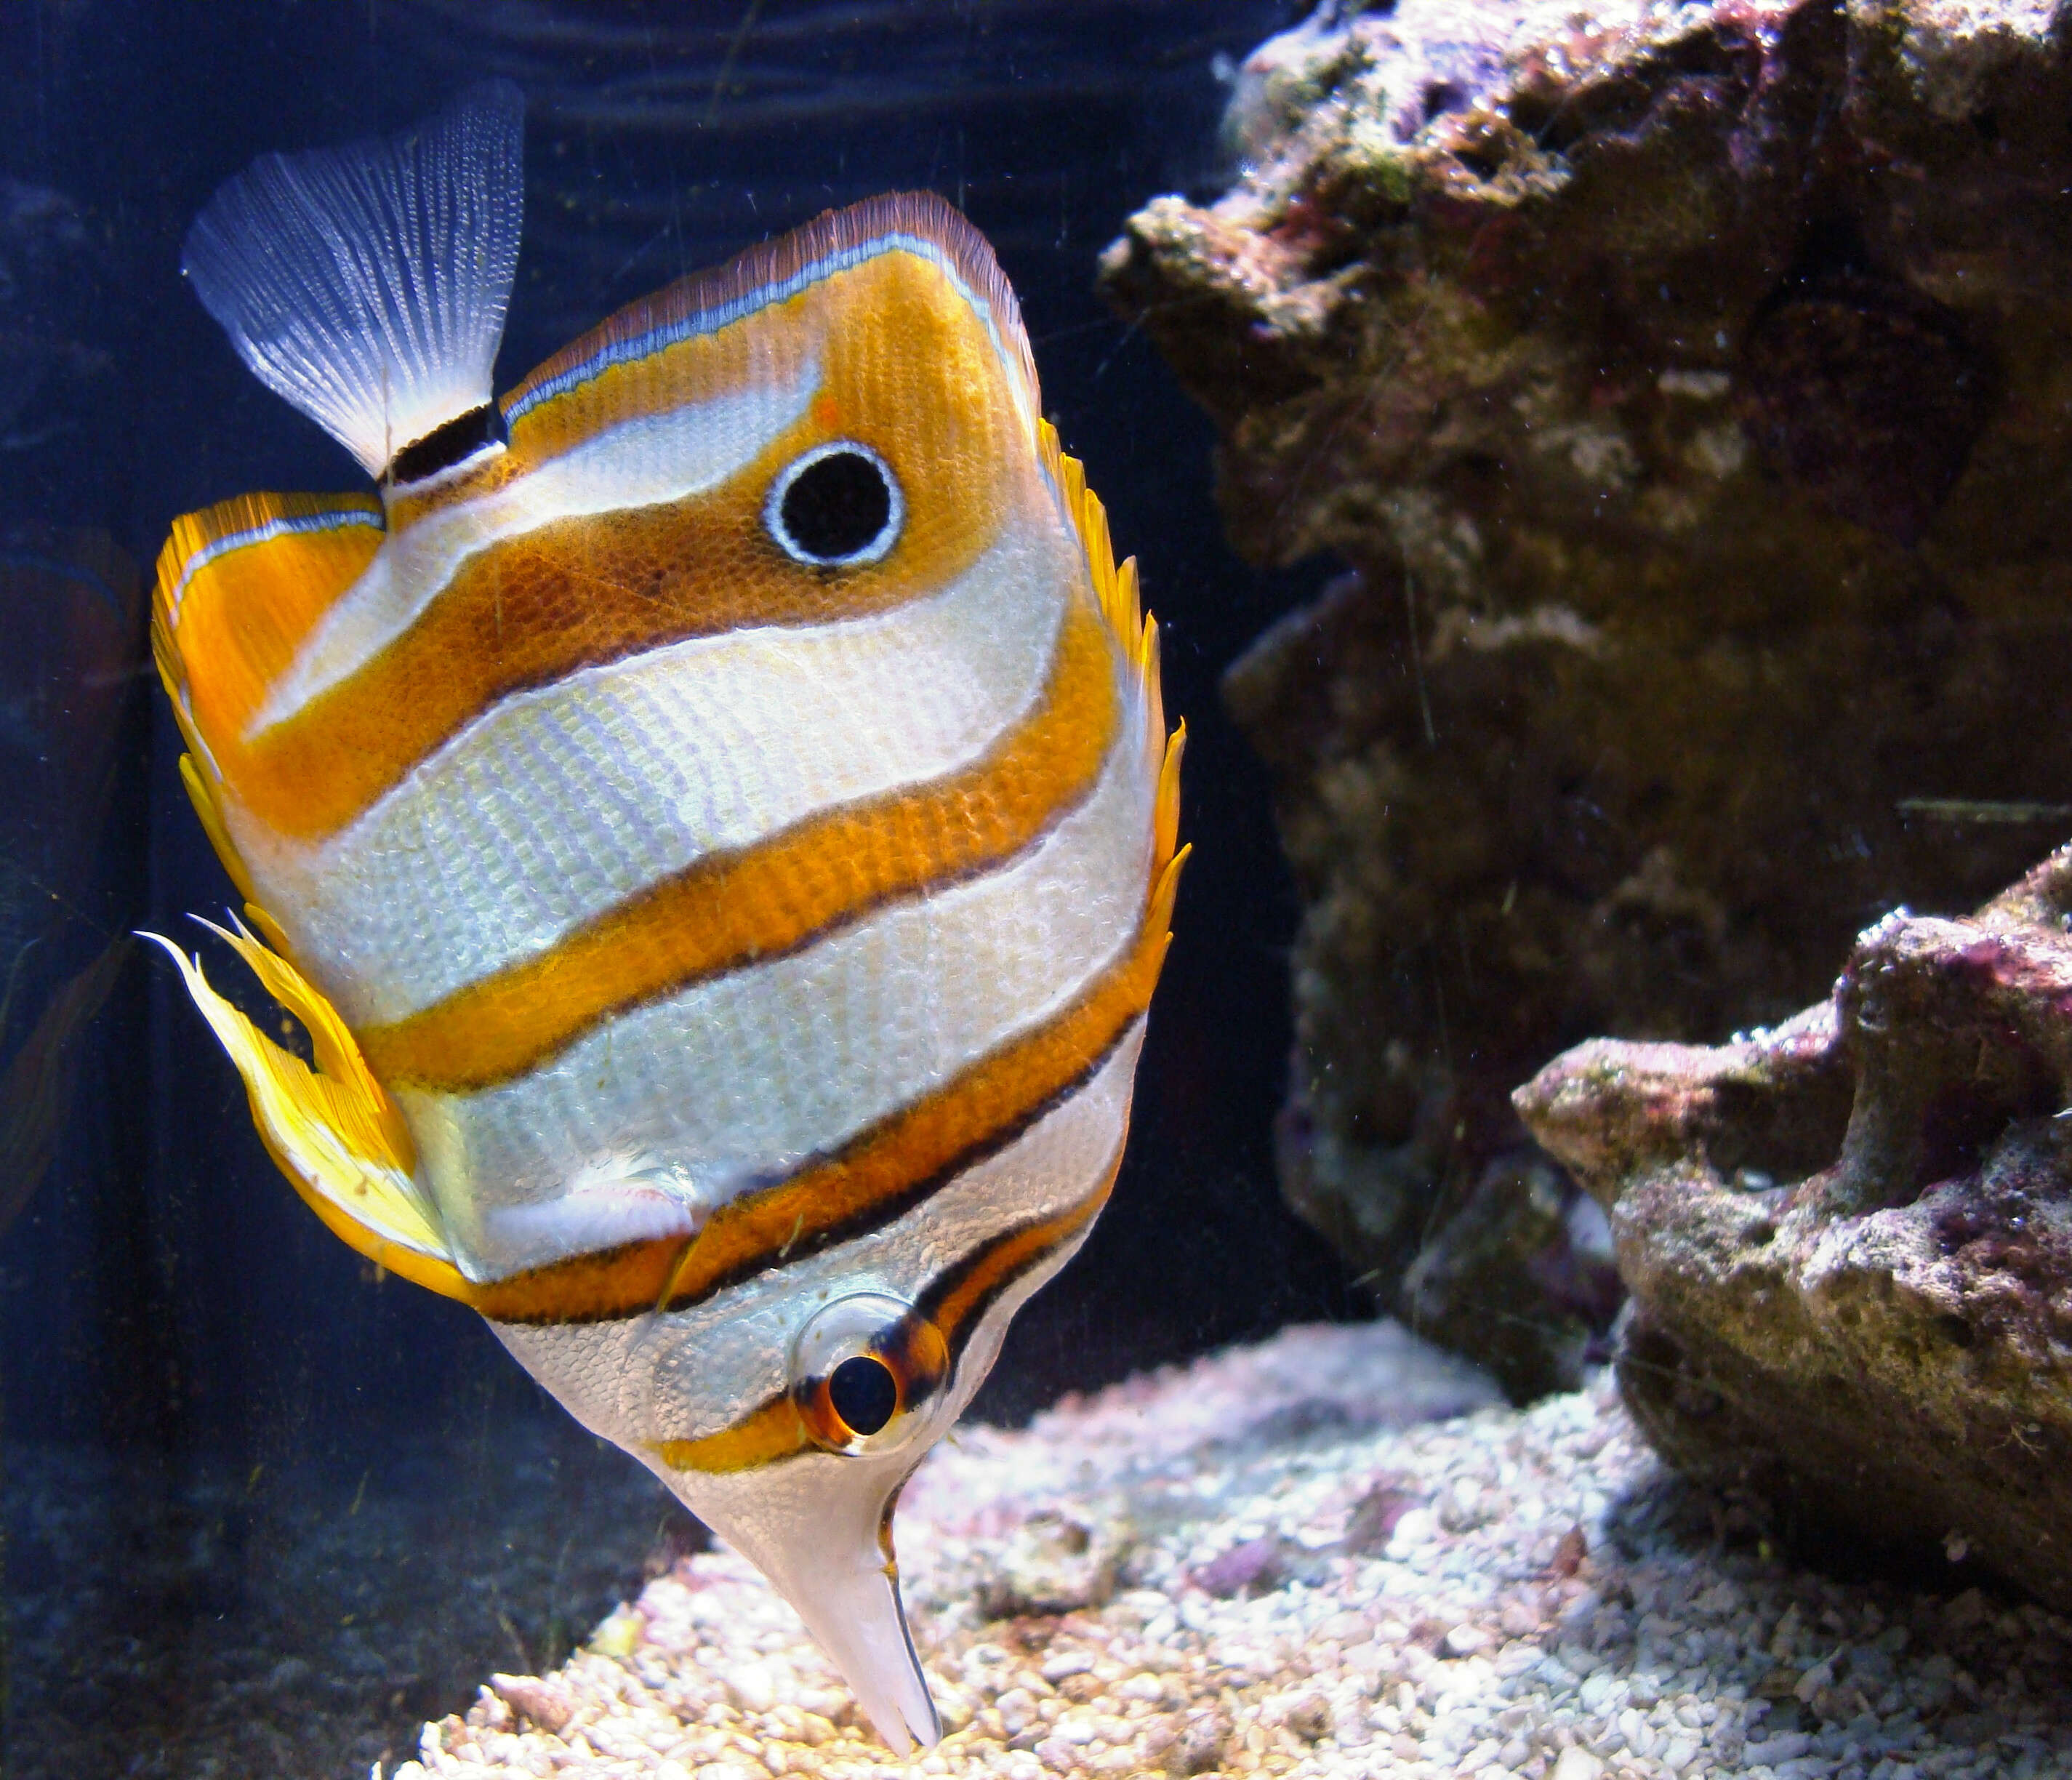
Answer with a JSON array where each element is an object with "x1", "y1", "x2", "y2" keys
[{"x1": 144, "y1": 917, "x2": 478, "y2": 1306}]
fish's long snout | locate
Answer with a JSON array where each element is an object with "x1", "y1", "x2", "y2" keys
[
  {"x1": 659, "y1": 1455, "x2": 939, "y2": 1755},
  {"x1": 757, "y1": 1515, "x2": 940, "y2": 1754}
]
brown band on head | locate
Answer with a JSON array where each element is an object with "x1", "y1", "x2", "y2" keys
[{"x1": 654, "y1": 1150, "x2": 1120, "y2": 1478}]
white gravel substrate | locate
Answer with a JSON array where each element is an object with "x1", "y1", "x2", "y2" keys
[{"x1": 395, "y1": 1321, "x2": 2072, "y2": 1779}]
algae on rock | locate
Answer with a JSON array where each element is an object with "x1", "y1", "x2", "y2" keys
[
  {"x1": 1103, "y1": 0, "x2": 2072, "y2": 1396},
  {"x1": 1517, "y1": 847, "x2": 2072, "y2": 1610}
]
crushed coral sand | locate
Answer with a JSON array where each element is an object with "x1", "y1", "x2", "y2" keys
[{"x1": 397, "y1": 1321, "x2": 2072, "y2": 1779}]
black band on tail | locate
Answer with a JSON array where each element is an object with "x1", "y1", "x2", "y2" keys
[{"x1": 386, "y1": 402, "x2": 507, "y2": 486}]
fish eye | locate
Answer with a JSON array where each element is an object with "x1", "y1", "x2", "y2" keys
[
  {"x1": 828, "y1": 1354, "x2": 899, "y2": 1436},
  {"x1": 765, "y1": 441, "x2": 903, "y2": 567},
  {"x1": 790, "y1": 1291, "x2": 948, "y2": 1457}
]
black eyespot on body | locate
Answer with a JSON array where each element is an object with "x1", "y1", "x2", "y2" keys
[
  {"x1": 766, "y1": 441, "x2": 903, "y2": 566},
  {"x1": 385, "y1": 401, "x2": 507, "y2": 486},
  {"x1": 828, "y1": 1353, "x2": 899, "y2": 1436}
]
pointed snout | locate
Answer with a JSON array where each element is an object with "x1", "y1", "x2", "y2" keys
[{"x1": 659, "y1": 1451, "x2": 940, "y2": 1755}]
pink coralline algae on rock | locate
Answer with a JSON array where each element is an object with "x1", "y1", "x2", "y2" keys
[
  {"x1": 1102, "y1": 0, "x2": 2072, "y2": 1400},
  {"x1": 1517, "y1": 845, "x2": 2072, "y2": 1610}
]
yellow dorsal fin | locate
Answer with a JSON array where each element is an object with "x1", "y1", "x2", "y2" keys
[
  {"x1": 1037, "y1": 419, "x2": 1163, "y2": 715},
  {"x1": 143, "y1": 920, "x2": 479, "y2": 1305},
  {"x1": 1036, "y1": 418, "x2": 1185, "y2": 910}
]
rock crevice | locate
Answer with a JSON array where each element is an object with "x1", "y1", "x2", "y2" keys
[{"x1": 1519, "y1": 848, "x2": 2072, "y2": 1607}]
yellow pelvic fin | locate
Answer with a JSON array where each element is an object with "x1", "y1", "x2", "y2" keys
[{"x1": 144, "y1": 918, "x2": 478, "y2": 1305}]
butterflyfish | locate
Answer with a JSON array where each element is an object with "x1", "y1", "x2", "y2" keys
[{"x1": 148, "y1": 84, "x2": 1183, "y2": 1752}]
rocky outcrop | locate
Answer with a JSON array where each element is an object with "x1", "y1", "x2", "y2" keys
[
  {"x1": 1517, "y1": 846, "x2": 2072, "y2": 1608},
  {"x1": 1102, "y1": 0, "x2": 2072, "y2": 1392}
]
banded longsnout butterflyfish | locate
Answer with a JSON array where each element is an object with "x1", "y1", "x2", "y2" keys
[{"x1": 148, "y1": 83, "x2": 1184, "y2": 1752}]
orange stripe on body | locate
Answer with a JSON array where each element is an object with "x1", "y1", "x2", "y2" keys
[
  {"x1": 474, "y1": 843, "x2": 1182, "y2": 1328},
  {"x1": 503, "y1": 194, "x2": 1040, "y2": 457},
  {"x1": 358, "y1": 590, "x2": 1122, "y2": 1093},
  {"x1": 922, "y1": 1143, "x2": 1123, "y2": 1350},
  {"x1": 177, "y1": 251, "x2": 1029, "y2": 841},
  {"x1": 656, "y1": 1147, "x2": 1121, "y2": 1477},
  {"x1": 153, "y1": 494, "x2": 385, "y2": 723},
  {"x1": 153, "y1": 496, "x2": 385, "y2": 898}
]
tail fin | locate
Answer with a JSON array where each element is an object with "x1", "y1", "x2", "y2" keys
[{"x1": 182, "y1": 81, "x2": 525, "y2": 480}]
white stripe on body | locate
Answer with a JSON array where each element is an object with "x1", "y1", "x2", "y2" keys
[
  {"x1": 233, "y1": 512, "x2": 1080, "y2": 1028},
  {"x1": 247, "y1": 361, "x2": 820, "y2": 734},
  {"x1": 488, "y1": 1022, "x2": 1144, "y2": 1442},
  {"x1": 399, "y1": 678, "x2": 1158, "y2": 1279}
]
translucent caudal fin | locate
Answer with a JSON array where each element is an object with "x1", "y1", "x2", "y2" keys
[{"x1": 182, "y1": 81, "x2": 524, "y2": 479}]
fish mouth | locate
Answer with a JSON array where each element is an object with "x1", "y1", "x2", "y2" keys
[
  {"x1": 654, "y1": 1449, "x2": 941, "y2": 1755},
  {"x1": 756, "y1": 1502, "x2": 941, "y2": 1755}
]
